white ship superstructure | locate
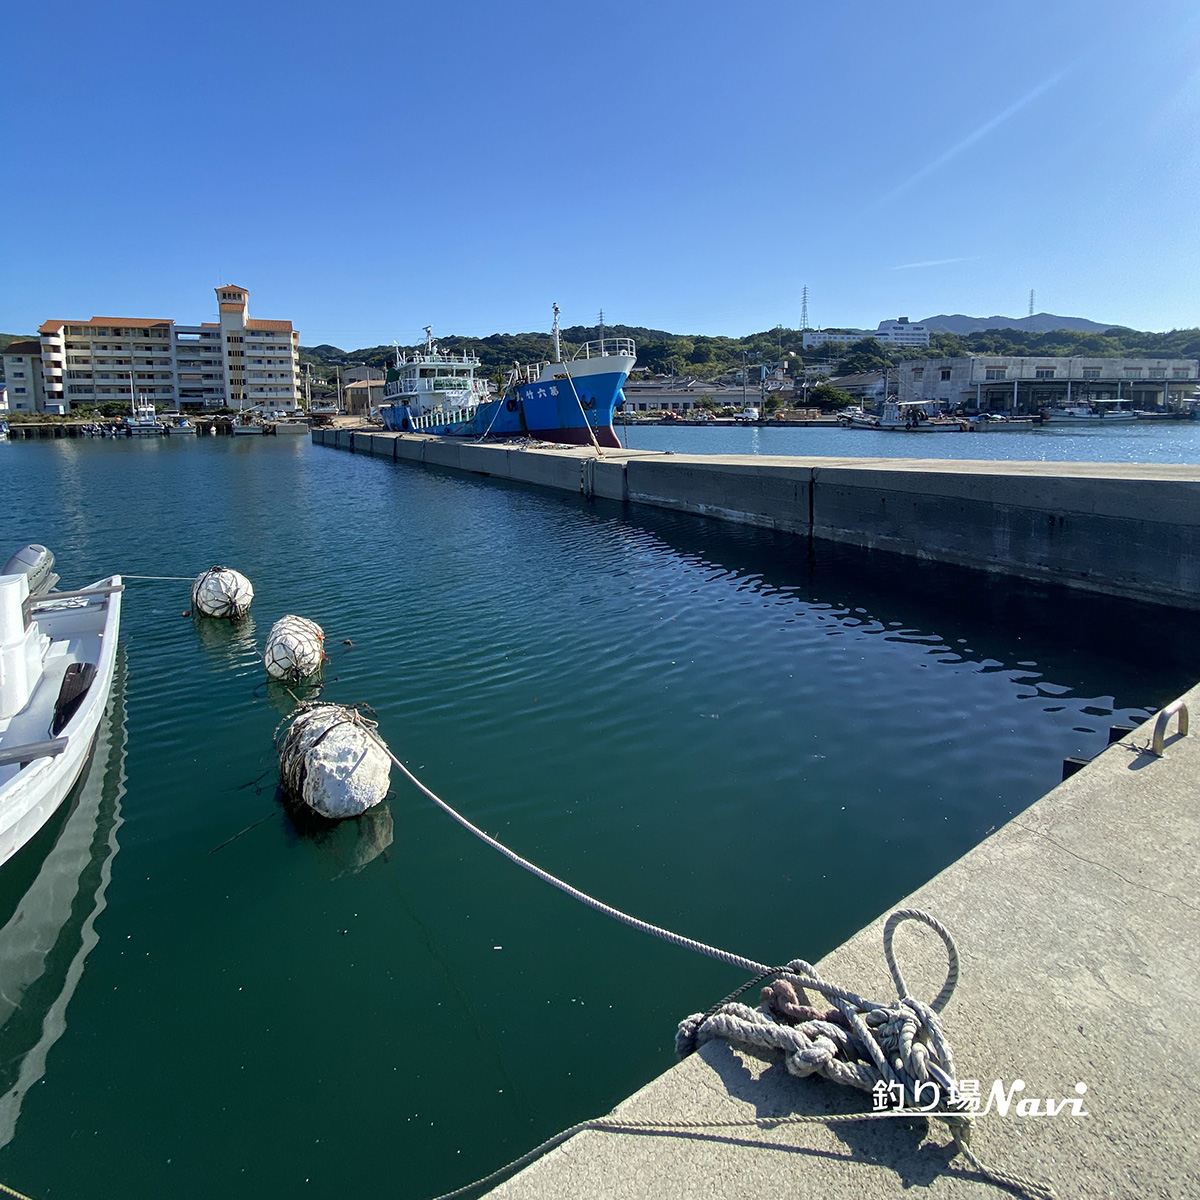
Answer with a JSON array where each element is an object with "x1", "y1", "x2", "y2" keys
[{"x1": 381, "y1": 327, "x2": 490, "y2": 427}]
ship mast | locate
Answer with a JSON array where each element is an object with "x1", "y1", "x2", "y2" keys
[
  {"x1": 424, "y1": 325, "x2": 434, "y2": 356},
  {"x1": 552, "y1": 303, "x2": 561, "y2": 363}
]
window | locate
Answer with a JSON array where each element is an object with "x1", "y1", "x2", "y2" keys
[
  {"x1": 1173, "y1": 369, "x2": 1189, "y2": 379},
  {"x1": 1081, "y1": 368, "x2": 1101, "y2": 379},
  {"x1": 13, "y1": 387, "x2": 25, "y2": 393},
  {"x1": 985, "y1": 368, "x2": 1006, "y2": 380},
  {"x1": 11, "y1": 371, "x2": 24, "y2": 378},
  {"x1": 940, "y1": 369, "x2": 951, "y2": 381},
  {"x1": 1150, "y1": 369, "x2": 1166, "y2": 378},
  {"x1": 911, "y1": 368, "x2": 924, "y2": 380},
  {"x1": 1124, "y1": 368, "x2": 1142, "y2": 376},
  {"x1": 1035, "y1": 369, "x2": 1055, "y2": 379}
]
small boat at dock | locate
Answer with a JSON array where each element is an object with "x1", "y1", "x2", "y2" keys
[
  {"x1": 0, "y1": 546, "x2": 122, "y2": 868},
  {"x1": 1042, "y1": 401, "x2": 1135, "y2": 423}
]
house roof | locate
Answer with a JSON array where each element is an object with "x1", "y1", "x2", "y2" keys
[
  {"x1": 4, "y1": 340, "x2": 42, "y2": 356},
  {"x1": 829, "y1": 371, "x2": 884, "y2": 387},
  {"x1": 216, "y1": 284, "x2": 249, "y2": 292},
  {"x1": 39, "y1": 317, "x2": 172, "y2": 333},
  {"x1": 246, "y1": 319, "x2": 293, "y2": 332}
]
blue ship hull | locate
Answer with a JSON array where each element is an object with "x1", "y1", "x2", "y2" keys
[{"x1": 380, "y1": 368, "x2": 628, "y2": 448}]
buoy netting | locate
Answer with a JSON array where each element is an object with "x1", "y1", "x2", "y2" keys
[
  {"x1": 191, "y1": 566, "x2": 254, "y2": 619},
  {"x1": 264, "y1": 615, "x2": 325, "y2": 681},
  {"x1": 277, "y1": 704, "x2": 390, "y2": 819}
]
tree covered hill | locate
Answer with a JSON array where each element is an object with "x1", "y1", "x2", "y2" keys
[{"x1": 299, "y1": 321, "x2": 1200, "y2": 384}]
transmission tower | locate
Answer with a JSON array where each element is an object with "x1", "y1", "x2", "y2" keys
[
  {"x1": 1028, "y1": 289, "x2": 1035, "y2": 318},
  {"x1": 800, "y1": 285, "x2": 810, "y2": 331}
]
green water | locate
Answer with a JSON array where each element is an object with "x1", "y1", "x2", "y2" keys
[{"x1": 0, "y1": 436, "x2": 1197, "y2": 1199}]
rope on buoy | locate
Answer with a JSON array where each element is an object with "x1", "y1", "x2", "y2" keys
[
  {"x1": 191, "y1": 566, "x2": 253, "y2": 619},
  {"x1": 363, "y1": 727, "x2": 1056, "y2": 1200}
]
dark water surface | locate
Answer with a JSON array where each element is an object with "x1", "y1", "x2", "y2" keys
[{"x1": 0, "y1": 435, "x2": 1197, "y2": 1199}]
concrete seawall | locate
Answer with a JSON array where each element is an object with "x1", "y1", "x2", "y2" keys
[{"x1": 313, "y1": 429, "x2": 1200, "y2": 609}]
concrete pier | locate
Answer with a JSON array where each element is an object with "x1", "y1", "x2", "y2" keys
[
  {"x1": 312, "y1": 429, "x2": 1200, "y2": 609},
  {"x1": 484, "y1": 686, "x2": 1200, "y2": 1199}
]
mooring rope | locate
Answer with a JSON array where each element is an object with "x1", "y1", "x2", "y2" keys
[
  {"x1": 118, "y1": 574, "x2": 196, "y2": 581},
  {"x1": 364, "y1": 729, "x2": 1056, "y2": 1200}
]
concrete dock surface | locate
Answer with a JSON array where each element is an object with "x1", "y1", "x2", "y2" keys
[{"x1": 485, "y1": 684, "x2": 1200, "y2": 1199}]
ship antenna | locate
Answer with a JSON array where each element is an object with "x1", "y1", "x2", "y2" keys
[
  {"x1": 552, "y1": 302, "x2": 561, "y2": 363},
  {"x1": 393, "y1": 340, "x2": 401, "y2": 368},
  {"x1": 425, "y1": 325, "x2": 433, "y2": 355}
]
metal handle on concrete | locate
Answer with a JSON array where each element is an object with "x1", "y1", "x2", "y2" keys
[{"x1": 1151, "y1": 700, "x2": 1189, "y2": 756}]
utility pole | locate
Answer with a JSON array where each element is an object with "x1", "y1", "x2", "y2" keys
[
  {"x1": 800, "y1": 285, "x2": 810, "y2": 331},
  {"x1": 1029, "y1": 289, "x2": 1035, "y2": 318}
]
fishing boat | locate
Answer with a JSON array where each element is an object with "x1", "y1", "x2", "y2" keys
[
  {"x1": 124, "y1": 401, "x2": 163, "y2": 436},
  {"x1": 231, "y1": 413, "x2": 264, "y2": 436},
  {"x1": 843, "y1": 401, "x2": 934, "y2": 430},
  {"x1": 0, "y1": 649, "x2": 125, "y2": 1149},
  {"x1": 0, "y1": 545, "x2": 123, "y2": 868},
  {"x1": 380, "y1": 306, "x2": 636, "y2": 448},
  {"x1": 162, "y1": 414, "x2": 197, "y2": 435},
  {"x1": 1041, "y1": 401, "x2": 1135, "y2": 423}
]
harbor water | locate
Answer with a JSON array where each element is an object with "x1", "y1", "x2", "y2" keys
[
  {"x1": 618, "y1": 418, "x2": 1200, "y2": 462},
  {"x1": 1, "y1": 433, "x2": 1199, "y2": 1199}
]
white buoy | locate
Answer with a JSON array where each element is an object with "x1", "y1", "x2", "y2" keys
[
  {"x1": 264, "y1": 615, "x2": 325, "y2": 681},
  {"x1": 192, "y1": 566, "x2": 254, "y2": 619},
  {"x1": 278, "y1": 705, "x2": 390, "y2": 819}
]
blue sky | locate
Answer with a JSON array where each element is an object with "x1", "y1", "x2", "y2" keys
[{"x1": 2, "y1": 0, "x2": 1199, "y2": 346}]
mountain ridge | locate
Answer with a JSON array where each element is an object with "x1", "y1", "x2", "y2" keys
[{"x1": 919, "y1": 312, "x2": 1120, "y2": 335}]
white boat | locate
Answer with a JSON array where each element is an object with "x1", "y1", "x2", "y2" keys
[
  {"x1": 231, "y1": 413, "x2": 264, "y2": 436},
  {"x1": 1042, "y1": 401, "x2": 1135, "y2": 423},
  {"x1": 124, "y1": 401, "x2": 163, "y2": 436},
  {"x1": 0, "y1": 649, "x2": 125, "y2": 1148},
  {"x1": 0, "y1": 546, "x2": 123, "y2": 867},
  {"x1": 844, "y1": 401, "x2": 946, "y2": 430},
  {"x1": 162, "y1": 414, "x2": 197, "y2": 435}
]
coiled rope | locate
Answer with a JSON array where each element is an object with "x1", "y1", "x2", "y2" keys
[{"x1": 364, "y1": 729, "x2": 1056, "y2": 1200}]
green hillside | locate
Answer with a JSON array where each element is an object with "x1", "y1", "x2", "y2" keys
[{"x1": 298, "y1": 322, "x2": 1200, "y2": 385}]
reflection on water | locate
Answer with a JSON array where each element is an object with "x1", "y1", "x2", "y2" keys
[
  {"x1": 0, "y1": 652, "x2": 127, "y2": 1148},
  {"x1": 191, "y1": 612, "x2": 259, "y2": 663},
  {"x1": 285, "y1": 800, "x2": 394, "y2": 881}
]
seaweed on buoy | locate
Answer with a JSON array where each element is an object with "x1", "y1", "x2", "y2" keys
[{"x1": 276, "y1": 703, "x2": 390, "y2": 820}]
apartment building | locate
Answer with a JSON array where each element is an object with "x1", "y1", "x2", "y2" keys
[
  {"x1": 34, "y1": 285, "x2": 300, "y2": 413},
  {"x1": 899, "y1": 355, "x2": 1198, "y2": 412},
  {"x1": 1, "y1": 341, "x2": 47, "y2": 412}
]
